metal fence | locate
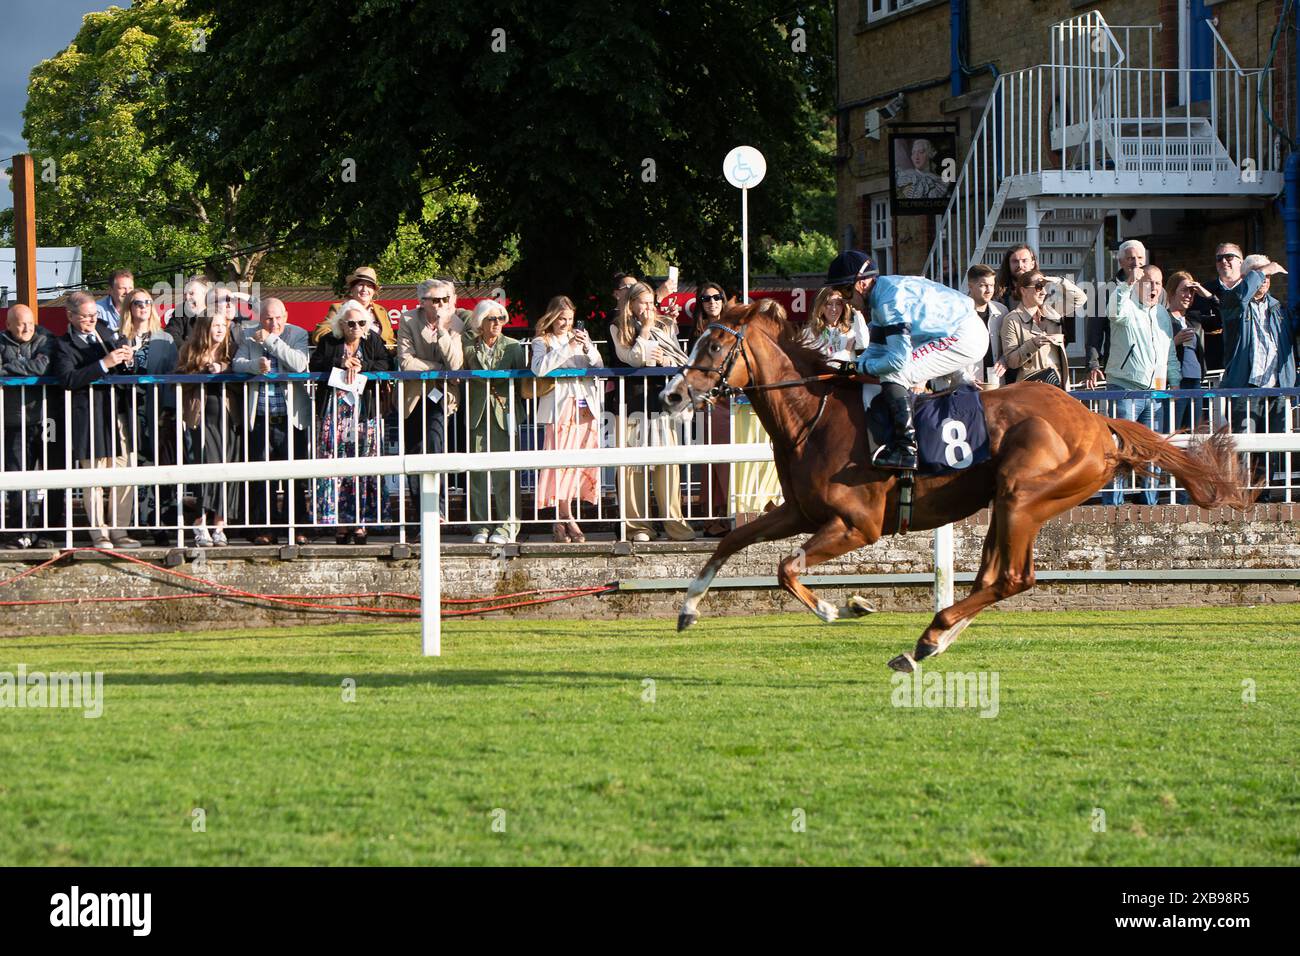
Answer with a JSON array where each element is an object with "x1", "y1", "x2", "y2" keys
[
  {"x1": 2, "y1": 369, "x2": 1297, "y2": 548},
  {"x1": 0, "y1": 363, "x2": 765, "y2": 547}
]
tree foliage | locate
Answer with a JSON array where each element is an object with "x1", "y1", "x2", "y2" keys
[
  {"x1": 170, "y1": 0, "x2": 835, "y2": 313},
  {"x1": 17, "y1": 0, "x2": 265, "y2": 284}
]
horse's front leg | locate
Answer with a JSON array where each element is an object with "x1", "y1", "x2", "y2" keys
[
  {"x1": 678, "y1": 502, "x2": 810, "y2": 631},
  {"x1": 776, "y1": 518, "x2": 876, "y2": 622}
]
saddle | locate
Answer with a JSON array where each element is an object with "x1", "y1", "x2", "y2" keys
[{"x1": 863, "y1": 383, "x2": 992, "y2": 475}]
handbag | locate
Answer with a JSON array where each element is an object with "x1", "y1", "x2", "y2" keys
[{"x1": 519, "y1": 376, "x2": 555, "y2": 402}]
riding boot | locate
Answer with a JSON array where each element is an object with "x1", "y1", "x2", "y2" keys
[{"x1": 873, "y1": 382, "x2": 918, "y2": 471}]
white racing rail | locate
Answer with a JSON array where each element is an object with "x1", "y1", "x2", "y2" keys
[{"x1": 1, "y1": 432, "x2": 1290, "y2": 656}]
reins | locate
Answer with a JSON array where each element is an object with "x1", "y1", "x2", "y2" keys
[{"x1": 682, "y1": 322, "x2": 868, "y2": 450}]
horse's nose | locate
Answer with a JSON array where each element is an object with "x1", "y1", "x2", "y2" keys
[{"x1": 662, "y1": 388, "x2": 683, "y2": 408}]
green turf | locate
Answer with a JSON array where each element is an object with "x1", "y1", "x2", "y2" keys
[{"x1": 1, "y1": 606, "x2": 1297, "y2": 865}]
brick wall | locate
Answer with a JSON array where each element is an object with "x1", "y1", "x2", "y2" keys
[{"x1": 5, "y1": 505, "x2": 1300, "y2": 635}]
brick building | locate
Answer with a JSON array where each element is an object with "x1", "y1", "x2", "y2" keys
[{"x1": 835, "y1": 0, "x2": 1295, "y2": 365}]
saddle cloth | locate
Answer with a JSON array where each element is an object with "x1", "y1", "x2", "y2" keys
[{"x1": 863, "y1": 383, "x2": 991, "y2": 475}]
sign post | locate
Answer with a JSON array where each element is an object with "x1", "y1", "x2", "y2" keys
[{"x1": 723, "y1": 146, "x2": 766, "y2": 303}]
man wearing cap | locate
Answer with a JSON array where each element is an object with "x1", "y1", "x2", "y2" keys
[
  {"x1": 825, "y1": 251, "x2": 989, "y2": 470},
  {"x1": 1217, "y1": 253, "x2": 1294, "y2": 493},
  {"x1": 311, "y1": 266, "x2": 397, "y2": 350}
]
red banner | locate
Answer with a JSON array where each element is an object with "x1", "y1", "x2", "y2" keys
[{"x1": 4, "y1": 288, "x2": 810, "y2": 338}]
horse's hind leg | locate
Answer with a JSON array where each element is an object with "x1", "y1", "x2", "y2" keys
[
  {"x1": 885, "y1": 508, "x2": 1032, "y2": 671},
  {"x1": 678, "y1": 502, "x2": 810, "y2": 631},
  {"x1": 776, "y1": 518, "x2": 876, "y2": 622},
  {"x1": 888, "y1": 446, "x2": 1107, "y2": 671}
]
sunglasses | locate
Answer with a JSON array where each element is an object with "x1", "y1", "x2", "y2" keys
[
  {"x1": 1216, "y1": 254, "x2": 1240, "y2": 262},
  {"x1": 344, "y1": 320, "x2": 368, "y2": 329},
  {"x1": 422, "y1": 295, "x2": 452, "y2": 305},
  {"x1": 1023, "y1": 280, "x2": 1048, "y2": 291},
  {"x1": 130, "y1": 300, "x2": 152, "y2": 308},
  {"x1": 699, "y1": 293, "x2": 724, "y2": 303}
]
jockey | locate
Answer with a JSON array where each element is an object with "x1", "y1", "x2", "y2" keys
[{"x1": 825, "y1": 251, "x2": 990, "y2": 470}]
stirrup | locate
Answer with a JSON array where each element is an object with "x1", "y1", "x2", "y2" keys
[{"x1": 873, "y1": 443, "x2": 918, "y2": 472}]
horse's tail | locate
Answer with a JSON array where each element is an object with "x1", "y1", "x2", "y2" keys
[{"x1": 1106, "y1": 418, "x2": 1251, "y2": 510}]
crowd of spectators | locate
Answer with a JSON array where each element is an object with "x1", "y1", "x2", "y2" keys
[
  {"x1": 968, "y1": 239, "x2": 1297, "y2": 501},
  {"x1": 1, "y1": 244, "x2": 1297, "y2": 550}
]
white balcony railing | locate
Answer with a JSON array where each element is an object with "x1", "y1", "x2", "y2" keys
[{"x1": 925, "y1": 13, "x2": 1278, "y2": 287}]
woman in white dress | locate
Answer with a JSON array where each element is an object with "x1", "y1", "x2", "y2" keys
[{"x1": 531, "y1": 296, "x2": 603, "y2": 542}]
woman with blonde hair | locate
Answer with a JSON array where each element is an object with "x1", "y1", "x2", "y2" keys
[
  {"x1": 609, "y1": 282, "x2": 695, "y2": 542},
  {"x1": 531, "y1": 295, "x2": 603, "y2": 542},
  {"x1": 808, "y1": 286, "x2": 866, "y2": 360},
  {"x1": 177, "y1": 312, "x2": 243, "y2": 546}
]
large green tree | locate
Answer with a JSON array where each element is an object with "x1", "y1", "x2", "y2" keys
[
  {"x1": 171, "y1": 0, "x2": 834, "y2": 313},
  {"x1": 17, "y1": 0, "x2": 270, "y2": 284}
]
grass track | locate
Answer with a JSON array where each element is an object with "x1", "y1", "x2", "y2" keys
[{"x1": 1, "y1": 607, "x2": 1297, "y2": 865}]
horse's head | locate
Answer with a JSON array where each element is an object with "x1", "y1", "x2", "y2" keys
[{"x1": 660, "y1": 303, "x2": 765, "y2": 422}]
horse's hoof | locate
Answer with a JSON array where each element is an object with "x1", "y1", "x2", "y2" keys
[
  {"x1": 677, "y1": 612, "x2": 698, "y2": 632},
  {"x1": 887, "y1": 652, "x2": 917, "y2": 673},
  {"x1": 847, "y1": 595, "x2": 876, "y2": 617}
]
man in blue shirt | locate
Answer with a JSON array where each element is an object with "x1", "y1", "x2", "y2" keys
[
  {"x1": 825, "y1": 251, "x2": 989, "y2": 470},
  {"x1": 95, "y1": 269, "x2": 134, "y2": 333}
]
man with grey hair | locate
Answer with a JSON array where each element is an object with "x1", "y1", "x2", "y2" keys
[
  {"x1": 232, "y1": 296, "x2": 311, "y2": 544},
  {"x1": 1088, "y1": 239, "x2": 1148, "y2": 388},
  {"x1": 397, "y1": 279, "x2": 466, "y2": 532},
  {"x1": 1, "y1": 304, "x2": 57, "y2": 548},
  {"x1": 53, "y1": 291, "x2": 140, "y2": 548}
]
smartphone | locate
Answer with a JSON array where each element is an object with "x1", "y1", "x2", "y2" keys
[
  {"x1": 666, "y1": 265, "x2": 679, "y2": 289},
  {"x1": 574, "y1": 320, "x2": 586, "y2": 334}
]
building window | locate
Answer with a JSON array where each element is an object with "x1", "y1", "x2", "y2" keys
[
  {"x1": 866, "y1": 0, "x2": 925, "y2": 24},
  {"x1": 871, "y1": 195, "x2": 893, "y2": 274}
]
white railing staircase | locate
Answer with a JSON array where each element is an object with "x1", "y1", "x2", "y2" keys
[{"x1": 925, "y1": 11, "x2": 1282, "y2": 290}]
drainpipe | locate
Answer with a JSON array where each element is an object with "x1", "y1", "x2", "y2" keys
[{"x1": 950, "y1": 0, "x2": 966, "y2": 97}]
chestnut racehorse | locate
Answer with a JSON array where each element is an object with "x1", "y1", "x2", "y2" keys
[{"x1": 659, "y1": 303, "x2": 1249, "y2": 672}]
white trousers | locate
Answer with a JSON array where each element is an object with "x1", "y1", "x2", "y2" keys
[{"x1": 880, "y1": 310, "x2": 990, "y2": 390}]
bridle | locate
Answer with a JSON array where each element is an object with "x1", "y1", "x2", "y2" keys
[
  {"x1": 677, "y1": 321, "x2": 862, "y2": 449},
  {"x1": 680, "y1": 321, "x2": 751, "y2": 402}
]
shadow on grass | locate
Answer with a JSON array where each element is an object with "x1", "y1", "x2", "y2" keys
[
  {"x1": 94, "y1": 668, "x2": 870, "y2": 691},
  {"x1": 8, "y1": 616, "x2": 909, "y2": 650}
]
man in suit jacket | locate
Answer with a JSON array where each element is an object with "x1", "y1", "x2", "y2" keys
[
  {"x1": 461, "y1": 304, "x2": 526, "y2": 544},
  {"x1": 52, "y1": 291, "x2": 141, "y2": 548},
  {"x1": 231, "y1": 297, "x2": 311, "y2": 544},
  {"x1": 1, "y1": 305, "x2": 57, "y2": 548},
  {"x1": 397, "y1": 279, "x2": 464, "y2": 531}
]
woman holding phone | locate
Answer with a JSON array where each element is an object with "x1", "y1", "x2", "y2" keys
[
  {"x1": 532, "y1": 296, "x2": 603, "y2": 542},
  {"x1": 609, "y1": 282, "x2": 695, "y2": 542},
  {"x1": 1000, "y1": 271, "x2": 1082, "y2": 389}
]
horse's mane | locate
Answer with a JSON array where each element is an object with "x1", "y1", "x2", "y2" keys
[{"x1": 724, "y1": 301, "x2": 838, "y2": 375}]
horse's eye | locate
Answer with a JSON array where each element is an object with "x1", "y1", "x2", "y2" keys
[{"x1": 709, "y1": 342, "x2": 721, "y2": 354}]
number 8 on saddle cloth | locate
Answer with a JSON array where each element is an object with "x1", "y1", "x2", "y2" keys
[{"x1": 864, "y1": 383, "x2": 992, "y2": 475}]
